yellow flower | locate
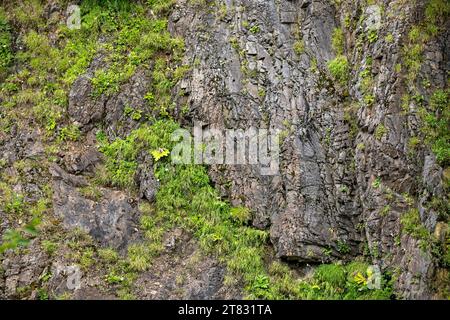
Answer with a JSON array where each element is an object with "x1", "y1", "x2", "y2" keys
[
  {"x1": 354, "y1": 272, "x2": 367, "y2": 286},
  {"x1": 151, "y1": 148, "x2": 170, "y2": 161}
]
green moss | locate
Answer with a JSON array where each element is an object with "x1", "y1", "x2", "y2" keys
[
  {"x1": 315, "y1": 264, "x2": 347, "y2": 287},
  {"x1": 79, "y1": 248, "x2": 95, "y2": 270},
  {"x1": 401, "y1": 209, "x2": 433, "y2": 251},
  {"x1": 59, "y1": 124, "x2": 81, "y2": 142},
  {"x1": 3, "y1": 192, "x2": 25, "y2": 215},
  {"x1": 408, "y1": 136, "x2": 421, "y2": 151},
  {"x1": 97, "y1": 134, "x2": 139, "y2": 188},
  {"x1": 372, "y1": 177, "x2": 381, "y2": 189},
  {"x1": 416, "y1": 89, "x2": 449, "y2": 166},
  {"x1": 78, "y1": 185, "x2": 103, "y2": 202},
  {"x1": 300, "y1": 262, "x2": 394, "y2": 300},
  {"x1": 293, "y1": 39, "x2": 305, "y2": 55},
  {"x1": 0, "y1": 217, "x2": 40, "y2": 254},
  {"x1": 424, "y1": 0, "x2": 450, "y2": 35},
  {"x1": 97, "y1": 119, "x2": 179, "y2": 188},
  {"x1": 367, "y1": 29, "x2": 378, "y2": 44},
  {"x1": 147, "y1": 0, "x2": 176, "y2": 15},
  {"x1": 357, "y1": 143, "x2": 365, "y2": 151},
  {"x1": 327, "y1": 55, "x2": 349, "y2": 86},
  {"x1": 374, "y1": 124, "x2": 387, "y2": 140},
  {"x1": 258, "y1": 88, "x2": 266, "y2": 99},
  {"x1": 380, "y1": 205, "x2": 391, "y2": 217},
  {"x1": 127, "y1": 243, "x2": 152, "y2": 272},
  {"x1": 12, "y1": 0, "x2": 44, "y2": 28},
  {"x1": 360, "y1": 67, "x2": 374, "y2": 105},
  {"x1": 423, "y1": 89, "x2": 449, "y2": 166},
  {"x1": 41, "y1": 240, "x2": 58, "y2": 256},
  {"x1": 230, "y1": 207, "x2": 252, "y2": 225},
  {"x1": 249, "y1": 25, "x2": 260, "y2": 34},
  {"x1": 98, "y1": 248, "x2": 119, "y2": 264},
  {"x1": 98, "y1": 117, "x2": 395, "y2": 300},
  {"x1": 0, "y1": 8, "x2": 13, "y2": 79},
  {"x1": 402, "y1": 0, "x2": 449, "y2": 87},
  {"x1": 331, "y1": 28, "x2": 344, "y2": 55},
  {"x1": 364, "y1": 94, "x2": 375, "y2": 107}
]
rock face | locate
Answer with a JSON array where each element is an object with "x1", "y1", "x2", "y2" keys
[
  {"x1": 0, "y1": 0, "x2": 448, "y2": 300},
  {"x1": 50, "y1": 164, "x2": 138, "y2": 250},
  {"x1": 168, "y1": 0, "x2": 449, "y2": 298},
  {"x1": 68, "y1": 56, "x2": 151, "y2": 137},
  {"x1": 136, "y1": 151, "x2": 159, "y2": 202},
  {"x1": 171, "y1": 1, "x2": 358, "y2": 265},
  {"x1": 1, "y1": 240, "x2": 48, "y2": 298}
]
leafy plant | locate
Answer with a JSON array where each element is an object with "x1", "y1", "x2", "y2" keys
[
  {"x1": 41, "y1": 240, "x2": 58, "y2": 255},
  {"x1": 230, "y1": 207, "x2": 251, "y2": 225},
  {"x1": 327, "y1": 55, "x2": 349, "y2": 86},
  {"x1": 0, "y1": 218, "x2": 41, "y2": 254},
  {"x1": 293, "y1": 39, "x2": 305, "y2": 55},
  {"x1": 420, "y1": 89, "x2": 449, "y2": 166},
  {"x1": 368, "y1": 29, "x2": 378, "y2": 43},
  {"x1": 98, "y1": 248, "x2": 119, "y2": 264},
  {"x1": 372, "y1": 177, "x2": 381, "y2": 189},
  {"x1": 374, "y1": 124, "x2": 387, "y2": 140},
  {"x1": 151, "y1": 148, "x2": 170, "y2": 162}
]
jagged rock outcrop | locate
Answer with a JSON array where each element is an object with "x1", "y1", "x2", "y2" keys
[
  {"x1": 168, "y1": 0, "x2": 449, "y2": 298},
  {"x1": 50, "y1": 163, "x2": 139, "y2": 250}
]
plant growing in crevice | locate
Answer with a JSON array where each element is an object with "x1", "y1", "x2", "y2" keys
[{"x1": 327, "y1": 55, "x2": 349, "y2": 86}]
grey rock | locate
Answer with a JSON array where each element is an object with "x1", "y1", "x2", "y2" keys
[
  {"x1": 364, "y1": 5, "x2": 382, "y2": 31},
  {"x1": 136, "y1": 151, "x2": 159, "y2": 202},
  {"x1": 184, "y1": 266, "x2": 225, "y2": 300},
  {"x1": 63, "y1": 148, "x2": 104, "y2": 174},
  {"x1": 280, "y1": 11, "x2": 296, "y2": 24},
  {"x1": 51, "y1": 165, "x2": 137, "y2": 249},
  {"x1": 68, "y1": 74, "x2": 106, "y2": 132},
  {"x1": 246, "y1": 42, "x2": 258, "y2": 55},
  {"x1": 169, "y1": 0, "x2": 449, "y2": 298}
]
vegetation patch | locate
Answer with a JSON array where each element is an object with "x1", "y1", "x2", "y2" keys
[
  {"x1": 327, "y1": 55, "x2": 349, "y2": 86},
  {"x1": 0, "y1": 8, "x2": 13, "y2": 79}
]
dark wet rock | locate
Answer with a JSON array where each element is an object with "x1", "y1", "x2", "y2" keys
[
  {"x1": 68, "y1": 56, "x2": 108, "y2": 132},
  {"x1": 133, "y1": 236, "x2": 240, "y2": 300},
  {"x1": 184, "y1": 265, "x2": 225, "y2": 300},
  {"x1": 63, "y1": 148, "x2": 104, "y2": 174},
  {"x1": 49, "y1": 163, "x2": 88, "y2": 187},
  {"x1": 51, "y1": 165, "x2": 137, "y2": 250},
  {"x1": 1, "y1": 240, "x2": 48, "y2": 298},
  {"x1": 69, "y1": 56, "x2": 150, "y2": 138},
  {"x1": 136, "y1": 151, "x2": 159, "y2": 202},
  {"x1": 169, "y1": 0, "x2": 449, "y2": 298}
]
